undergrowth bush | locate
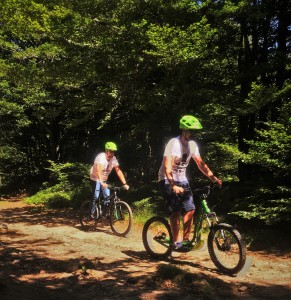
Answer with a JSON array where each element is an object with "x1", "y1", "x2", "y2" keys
[
  {"x1": 26, "y1": 190, "x2": 71, "y2": 208},
  {"x1": 25, "y1": 161, "x2": 91, "y2": 208},
  {"x1": 229, "y1": 185, "x2": 291, "y2": 226},
  {"x1": 133, "y1": 195, "x2": 166, "y2": 224}
]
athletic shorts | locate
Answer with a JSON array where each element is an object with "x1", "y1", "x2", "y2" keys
[{"x1": 159, "y1": 180, "x2": 195, "y2": 215}]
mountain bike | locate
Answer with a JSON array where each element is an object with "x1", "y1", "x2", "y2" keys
[
  {"x1": 79, "y1": 185, "x2": 133, "y2": 237},
  {"x1": 142, "y1": 184, "x2": 247, "y2": 275}
]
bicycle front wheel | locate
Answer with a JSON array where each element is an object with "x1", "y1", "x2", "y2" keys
[
  {"x1": 79, "y1": 200, "x2": 99, "y2": 231},
  {"x1": 207, "y1": 223, "x2": 246, "y2": 274},
  {"x1": 142, "y1": 216, "x2": 173, "y2": 259},
  {"x1": 109, "y1": 201, "x2": 133, "y2": 237}
]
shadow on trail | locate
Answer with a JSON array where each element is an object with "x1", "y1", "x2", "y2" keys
[
  {"x1": 123, "y1": 249, "x2": 218, "y2": 274},
  {"x1": 122, "y1": 249, "x2": 149, "y2": 260},
  {"x1": 75, "y1": 222, "x2": 117, "y2": 237},
  {"x1": 76, "y1": 219, "x2": 123, "y2": 237},
  {"x1": 1, "y1": 242, "x2": 290, "y2": 300},
  {"x1": 1, "y1": 203, "x2": 291, "y2": 299},
  {"x1": 122, "y1": 250, "x2": 291, "y2": 299},
  {"x1": 0, "y1": 204, "x2": 126, "y2": 238},
  {"x1": 0, "y1": 205, "x2": 78, "y2": 228}
]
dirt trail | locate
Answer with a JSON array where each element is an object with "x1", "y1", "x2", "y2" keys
[{"x1": 0, "y1": 199, "x2": 290, "y2": 300}]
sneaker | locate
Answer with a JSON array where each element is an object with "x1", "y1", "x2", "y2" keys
[
  {"x1": 172, "y1": 242, "x2": 183, "y2": 250},
  {"x1": 91, "y1": 213, "x2": 95, "y2": 219},
  {"x1": 172, "y1": 241, "x2": 191, "y2": 252}
]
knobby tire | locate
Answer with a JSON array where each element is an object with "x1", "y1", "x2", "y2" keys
[
  {"x1": 207, "y1": 223, "x2": 246, "y2": 274},
  {"x1": 142, "y1": 216, "x2": 173, "y2": 259},
  {"x1": 109, "y1": 201, "x2": 133, "y2": 237},
  {"x1": 79, "y1": 200, "x2": 99, "y2": 231}
]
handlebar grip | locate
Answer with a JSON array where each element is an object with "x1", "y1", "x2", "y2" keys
[{"x1": 107, "y1": 185, "x2": 128, "y2": 191}]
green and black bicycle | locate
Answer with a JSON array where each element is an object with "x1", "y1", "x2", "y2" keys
[
  {"x1": 142, "y1": 184, "x2": 246, "y2": 275},
  {"x1": 80, "y1": 185, "x2": 133, "y2": 237}
]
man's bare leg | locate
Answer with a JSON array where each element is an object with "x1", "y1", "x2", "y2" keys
[
  {"x1": 170, "y1": 211, "x2": 181, "y2": 242},
  {"x1": 183, "y1": 209, "x2": 194, "y2": 241}
]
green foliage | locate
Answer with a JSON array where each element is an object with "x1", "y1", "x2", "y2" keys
[
  {"x1": 213, "y1": 119, "x2": 290, "y2": 226},
  {"x1": 206, "y1": 142, "x2": 240, "y2": 182},
  {"x1": 26, "y1": 189, "x2": 71, "y2": 208},
  {"x1": 145, "y1": 17, "x2": 217, "y2": 65},
  {"x1": 239, "y1": 84, "x2": 277, "y2": 115},
  {"x1": 46, "y1": 160, "x2": 89, "y2": 184},
  {"x1": 230, "y1": 186, "x2": 291, "y2": 226},
  {"x1": 245, "y1": 122, "x2": 291, "y2": 177},
  {"x1": 25, "y1": 161, "x2": 91, "y2": 208},
  {"x1": 232, "y1": 198, "x2": 291, "y2": 225},
  {"x1": 133, "y1": 196, "x2": 164, "y2": 222}
]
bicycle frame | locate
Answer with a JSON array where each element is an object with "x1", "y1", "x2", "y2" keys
[
  {"x1": 194, "y1": 186, "x2": 236, "y2": 253},
  {"x1": 94, "y1": 186, "x2": 122, "y2": 216},
  {"x1": 185, "y1": 185, "x2": 220, "y2": 247}
]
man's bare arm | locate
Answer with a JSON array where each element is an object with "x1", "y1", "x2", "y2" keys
[{"x1": 194, "y1": 156, "x2": 222, "y2": 187}]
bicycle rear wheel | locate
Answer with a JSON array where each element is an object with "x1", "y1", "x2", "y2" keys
[
  {"x1": 142, "y1": 216, "x2": 173, "y2": 259},
  {"x1": 109, "y1": 201, "x2": 133, "y2": 237},
  {"x1": 208, "y1": 223, "x2": 246, "y2": 274},
  {"x1": 79, "y1": 200, "x2": 99, "y2": 231}
]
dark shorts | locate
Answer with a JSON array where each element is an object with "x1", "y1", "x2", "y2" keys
[{"x1": 159, "y1": 180, "x2": 196, "y2": 215}]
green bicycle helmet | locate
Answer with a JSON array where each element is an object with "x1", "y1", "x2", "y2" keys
[
  {"x1": 179, "y1": 115, "x2": 203, "y2": 130},
  {"x1": 105, "y1": 141, "x2": 118, "y2": 151}
]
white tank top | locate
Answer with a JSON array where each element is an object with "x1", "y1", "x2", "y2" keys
[{"x1": 158, "y1": 136, "x2": 200, "y2": 183}]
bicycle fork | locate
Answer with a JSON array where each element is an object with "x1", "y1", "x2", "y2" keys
[
  {"x1": 207, "y1": 219, "x2": 230, "y2": 252},
  {"x1": 204, "y1": 210, "x2": 228, "y2": 252}
]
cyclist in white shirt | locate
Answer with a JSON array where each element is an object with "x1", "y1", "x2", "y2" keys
[
  {"x1": 158, "y1": 115, "x2": 222, "y2": 250},
  {"x1": 90, "y1": 142, "x2": 129, "y2": 218}
]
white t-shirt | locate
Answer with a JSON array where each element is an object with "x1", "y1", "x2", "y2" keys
[
  {"x1": 90, "y1": 152, "x2": 119, "y2": 181},
  {"x1": 158, "y1": 136, "x2": 200, "y2": 183}
]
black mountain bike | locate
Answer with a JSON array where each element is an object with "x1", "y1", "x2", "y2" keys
[
  {"x1": 80, "y1": 185, "x2": 133, "y2": 237},
  {"x1": 142, "y1": 184, "x2": 246, "y2": 275}
]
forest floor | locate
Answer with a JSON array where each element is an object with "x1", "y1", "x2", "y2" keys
[{"x1": 0, "y1": 197, "x2": 290, "y2": 300}]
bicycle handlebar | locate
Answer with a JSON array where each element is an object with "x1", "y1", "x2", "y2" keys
[
  {"x1": 107, "y1": 185, "x2": 128, "y2": 191},
  {"x1": 182, "y1": 183, "x2": 221, "y2": 196}
]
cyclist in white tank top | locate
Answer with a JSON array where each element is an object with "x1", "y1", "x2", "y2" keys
[
  {"x1": 90, "y1": 142, "x2": 129, "y2": 217},
  {"x1": 158, "y1": 115, "x2": 222, "y2": 250}
]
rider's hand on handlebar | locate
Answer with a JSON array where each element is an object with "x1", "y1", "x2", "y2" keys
[
  {"x1": 123, "y1": 184, "x2": 129, "y2": 190},
  {"x1": 173, "y1": 185, "x2": 184, "y2": 194},
  {"x1": 212, "y1": 177, "x2": 222, "y2": 188},
  {"x1": 101, "y1": 182, "x2": 108, "y2": 188}
]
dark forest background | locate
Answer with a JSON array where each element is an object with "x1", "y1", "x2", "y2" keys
[{"x1": 0, "y1": 0, "x2": 290, "y2": 247}]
